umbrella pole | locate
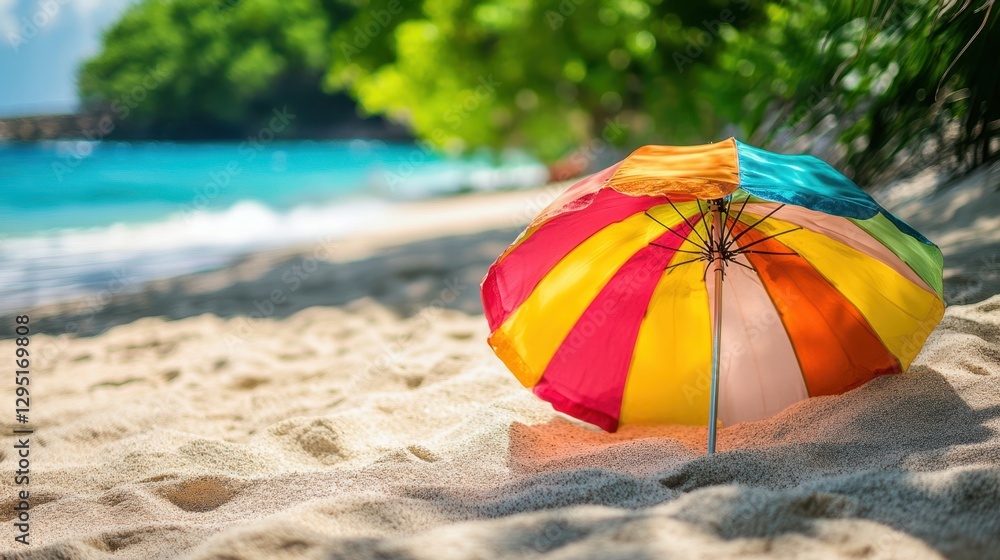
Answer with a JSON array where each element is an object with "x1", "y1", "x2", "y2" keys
[{"x1": 707, "y1": 199, "x2": 725, "y2": 455}]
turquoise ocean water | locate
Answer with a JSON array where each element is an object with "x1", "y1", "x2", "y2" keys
[{"x1": 0, "y1": 140, "x2": 546, "y2": 311}]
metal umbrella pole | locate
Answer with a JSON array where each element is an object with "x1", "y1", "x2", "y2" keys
[
  {"x1": 651, "y1": 196, "x2": 793, "y2": 454},
  {"x1": 707, "y1": 198, "x2": 725, "y2": 455}
]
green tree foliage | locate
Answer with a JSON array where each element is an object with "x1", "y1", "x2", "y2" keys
[
  {"x1": 329, "y1": 0, "x2": 996, "y2": 178},
  {"x1": 82, "y1": 0, "x2": 997, "y2": 181},
  {"x1": 79, "y1": 0, "x2": 353, "y2": 136},
  {"x1": 327, "y1": 0, "x2": 764, "y2": 162},
  {"x1": 702, "y1": 0, "x2": 999, "y2": 182}
]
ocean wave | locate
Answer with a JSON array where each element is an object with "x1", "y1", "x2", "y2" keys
[
  {"x1": 0, "y1": 198, "x2": 391, "y2": 312},
  {"x1": 0, "y1": 140, "x2": 549, "y2": 312}
]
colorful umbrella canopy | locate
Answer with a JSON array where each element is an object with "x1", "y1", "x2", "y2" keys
[{"x1": 481, "y1": 138, "x2": 945, "y2": 453}]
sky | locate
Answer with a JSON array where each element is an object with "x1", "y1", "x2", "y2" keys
[{"x1": 0, "y1": 0, "x2": 135, "y2": 117}]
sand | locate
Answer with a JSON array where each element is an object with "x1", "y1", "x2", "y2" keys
[
  {"x1": 1, "y1": 166, "x2": 999, "y2": 559},
  {"x1": 870, "y1": 162, "x2": 1000, "y2": 305}
]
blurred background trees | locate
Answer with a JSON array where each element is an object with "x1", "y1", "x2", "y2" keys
[
  {"x1": 704, "y1": 0, "x2": 999, "y2": 183},
  {"x1": 78, "y1": 0, "x2": 373, "y2": 138},
  {"x1": 79, "y1": 0, "x2": 998, "y2": 183},
  {"x1": 325, "y1": 0, "x2": 764, "y2": 162}
]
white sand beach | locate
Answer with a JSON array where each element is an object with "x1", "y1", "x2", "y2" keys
[{"x1": 1, "y1": 164, "x2": 999, "y2": 559}]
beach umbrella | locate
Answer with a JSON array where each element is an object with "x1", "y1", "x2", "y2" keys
[{"x1": 480, "y1": 138, "x2": 945, "y2": 454}]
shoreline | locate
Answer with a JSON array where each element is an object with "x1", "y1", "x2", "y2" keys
[
  {"x1": 0, "y1": 184, "x2": 566, "y2": 338},
  {"x1": 0, "y1": 140, "x2": 551, "y2": 315},
  {"x1": 5, "y1": 160, "x2": 998, "y2": 340}
]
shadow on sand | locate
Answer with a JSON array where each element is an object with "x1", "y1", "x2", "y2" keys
[
  {"x1": 318, "y1": 368, "x2": 1000, "y2": 559},
  {"x1": 1, "y1": 226, "x2": 522, "y2": 338}
]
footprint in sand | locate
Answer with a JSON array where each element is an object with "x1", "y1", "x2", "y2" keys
[{"x1": 155, "y1": 477, "x2": 241, "y2": 512}]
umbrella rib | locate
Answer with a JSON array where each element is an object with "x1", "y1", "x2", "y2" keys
[
  {"x1": 666, "y1": 198, "x2": 710, "y2": 250},
  {"x1": 725, "y1": 203, "x2": 787, "y2": 250},
  {"x1": 697, "y1": 199, "x2": 711, "y2": 248},
  {"x1": 731, "y1": 227, "x2": 803, "y2": 253},
  {"x1": 735, "y1": 250, "x2": 799, "y2": 256},
  {"x1": 649, "y1": 243, "x2": 704, "y2": 255},
  {"x1": 664, "y1": 256, "x2": 706, "y2": 271},
  {"x1": 726, "y1": 258, "x2": 757, "y2": 273},
  {"x1": 724, "y1": 195, "x2": 751, "y2": 247},
  {"x1": 644, "y1": 211, "x2": 709, "y2": 252},
  {"x1": 703, "y1": 259, "x2": 732, "y2": 282}
]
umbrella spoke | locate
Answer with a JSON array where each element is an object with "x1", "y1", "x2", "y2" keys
[
  {"x1": 725, "y1": 203, "x2": 787, "y2": 250},
  {"x1": 726, "y1": 258, "x2": 758, "y2": 273},
  {"x1": 698, "y1": 199, "x2": 711, "y2": 247},
  {"x1": 664, "y1": 256, "x2": 706, "y2": 271},
  {"x1": 723, "y1": 195, "x2": 750, "y2": 248},
  {"x1": 731, "y1": 227, "x2": 803, "y2": 253},
  {"x1": 667, "y1": 198, "x2": 710, "y2": 250},
  {"x1": 735, "y1": 250, "x2": 799, "y2": 256},
  {"x1": 649, "y1": 242, "x2": 705, "y2": 255},
  {"x1": 703, "y1": 259, "x2": 730, "y2": 282},
  {"x1": 644, "y1": 211, "x2": 709, "y2": 252}
]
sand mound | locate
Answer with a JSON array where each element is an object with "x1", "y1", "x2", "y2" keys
[{"x1": 2, "y1": 293, "x2": 999, "y2": 559}]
